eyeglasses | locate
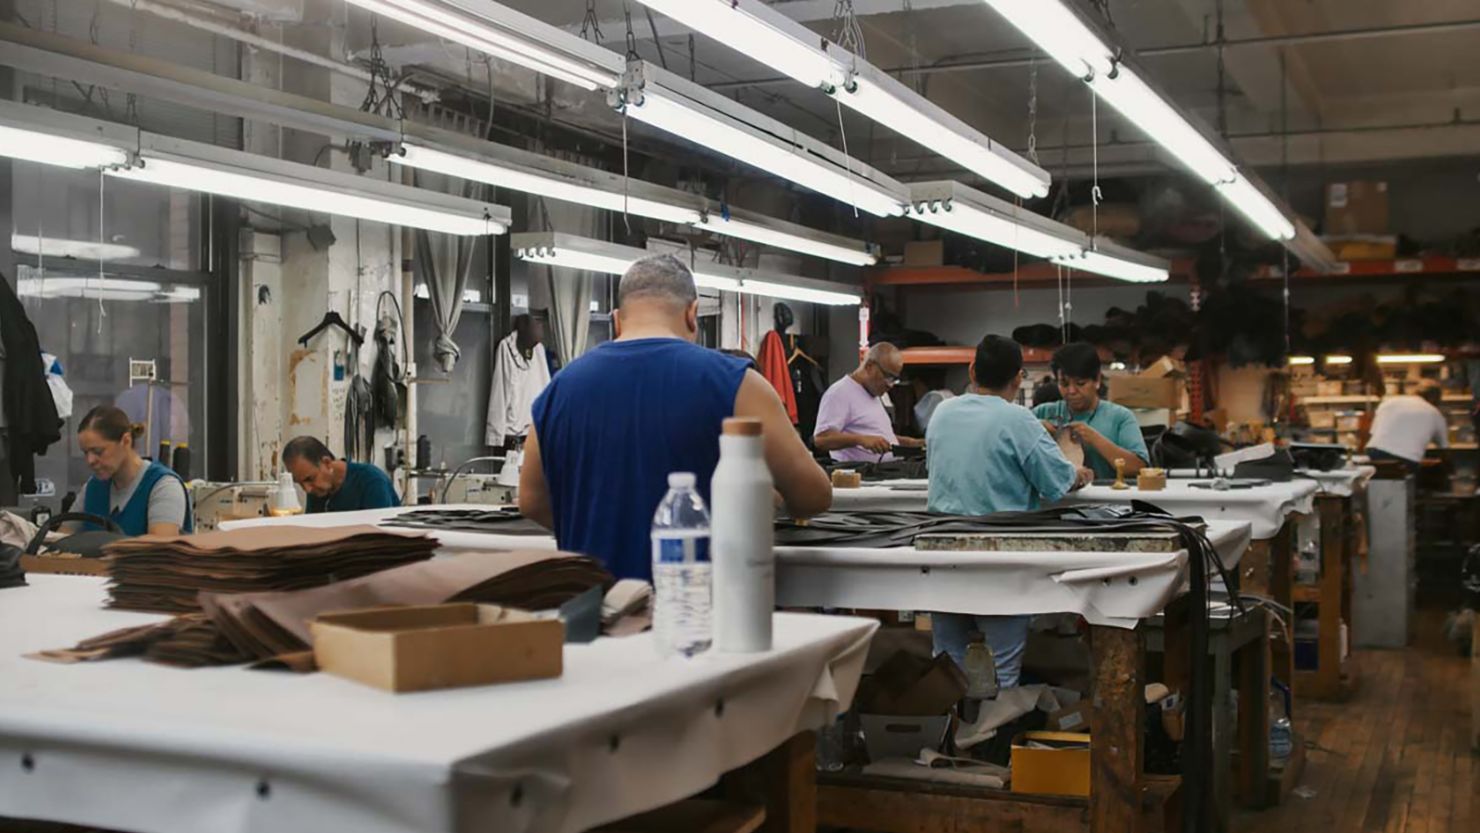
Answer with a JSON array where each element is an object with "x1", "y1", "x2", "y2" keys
[{"x1": 870, "y1": 360, "x2": 903, "y2": 385}]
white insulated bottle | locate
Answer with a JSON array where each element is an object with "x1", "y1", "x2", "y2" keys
[{"x1": 710, "y1": 417, "x2": 775, "y2": 652}]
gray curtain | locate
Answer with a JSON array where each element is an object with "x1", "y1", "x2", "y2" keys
[
  {"x1": 414, "y1": 170, "x2": 481, "y2": 373},
  {"x1": 537, "y1": 200, "x2": 600, "y2": 364}
]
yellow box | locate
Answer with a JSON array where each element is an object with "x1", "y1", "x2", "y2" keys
[{"x1": 1011, "y1": 731, "x2": 1091, "y2": 797}]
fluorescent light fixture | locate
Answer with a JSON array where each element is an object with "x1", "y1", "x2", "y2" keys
[
  {"x1": 0, "y1": 100, "x2": 511, "y2": 236},
  {"x1": 1376, "y1": 354, "x2": 1445, "y2": 364},
  {"x1": 1325, "y1": 355, "x2": 1354, "y2": 366},
  {"x1": 392, "y1": 142, "x2": 704, "y2": 224},
  {"x1": 343, "y1": 0, "x2": 622, "y2": 91},
  {"x1": 635, "y1": 0, "x2": 843, "y2": 92},
  {"x1": 513, "y1": 232, "x2": 862, "y2": 305},
  {"x1": 617, "y1": 62, "x2": 908, "y2": 218},
  {"x1": 700, "y1": 211, "x2": 878, "y2": 267},
  {"x1": 0, "y1": 122, "x2": 130, "y2": 169},
  {"x1": 907, "y1": 181, "x2": 1169, "y2": 282},
  {"x1": 11, "y1": 233, "x2": 141, "y2": 261},
  {"x1": 635, "y1": 0, "x2": 1049, "y2": 198},
  {"x1": 16, "y1": 276, "x2": 200, "y2": 302},
  {"x1": 908, "y1": 181, "x2": 1083, "y2": 259},
  {"x1": 1288, "y1": 356, "x2": 1316, "y2": 366},
  {"x1": 976, "y1": 0, "x2": 1301, "y2": 243},
  {"x1": 1054, "y1": 239, "x2": 1170, "y2": 283},
  {"x1": 1214, "y1": 173, "x2": 1296, "y2": 241}
]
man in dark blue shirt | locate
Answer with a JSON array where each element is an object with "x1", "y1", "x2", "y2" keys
[
  {"x1": 519, "y1": 254, "x2": 832, "y2": 581},
  {"x1": 282, "y1": 436, "x2": 399, "y2": 513}
]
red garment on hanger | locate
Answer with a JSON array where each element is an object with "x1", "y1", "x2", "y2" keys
[{"x1": 757, "y1": 330, "x2": 799, "y2": 423}]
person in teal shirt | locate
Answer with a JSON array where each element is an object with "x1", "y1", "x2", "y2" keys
[
  {"x1": 926, "y1": 335, "x2": 1094, "y2": 686},
  {"x1": 1032, "y1": 342, "x2": 1151, "y2": 481},
  {"x1": 282, "y1": 436, "x2": 400, "y2": 513}
]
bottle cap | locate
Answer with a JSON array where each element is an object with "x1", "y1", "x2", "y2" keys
[
  {"x1": 668, "y1": 472, "x2": 697, "y2": 489},
  {"x1": 722, "y1": 417, "x2": 763, "y2": 437}
]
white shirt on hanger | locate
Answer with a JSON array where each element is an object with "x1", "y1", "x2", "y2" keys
[{"x1": 485, "y1": 333, "x2": 551, "y2": 447}]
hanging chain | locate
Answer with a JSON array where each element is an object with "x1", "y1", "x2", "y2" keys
[
  {"x1": 578, "y1": 0, "x2": 603, "y2": 44},
  {"x1": 1280, "y1": 50, "x2": 1292, "y2": 356},
  {"x1": 902, "y1": 0, "x2": 922, "y2": 94},
  {"x1": 1090, "y1": 88, "x2": 1102, "y2": 245},
  {"x1": 124, "y1": 0, "x2": 139, "y2": 122},
  {"x1": 832, "y1": 1, "x2": 866, "y2": 60},
  {"x1": 360, "y1": 18, "x2": 405, "y2": 120},
  {"x1": 1026, "y1": 58, "x2": 1040, "y2": 166},
  {"x1": 623, "y1": 2, "x2": 640, "y2": 61},
  {"x1": 96, "y1": 169, "x2": 107, "y2": 329}
]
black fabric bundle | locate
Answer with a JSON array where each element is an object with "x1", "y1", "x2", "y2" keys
[{"x1": 380, "y1": 507, "x2": 552, "y2": 536}]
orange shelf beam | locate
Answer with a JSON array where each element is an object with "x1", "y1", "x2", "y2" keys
[
  {"x1": 1254, "y1": 256, "x2": 1480, "y2": 280},
  {"x1": 900, "y1": 346, "x2": 1055, "y2": 365}
]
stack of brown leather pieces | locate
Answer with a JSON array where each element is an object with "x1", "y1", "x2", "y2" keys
[
  {"x1": 104, "y1": 525, "x2": 441, "y2": 614},
  {"x1": 33, "y1": 550, "x2": 614, "y2": 669}
]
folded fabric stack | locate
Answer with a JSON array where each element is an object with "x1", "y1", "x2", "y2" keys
[{"x1": 104, "y1": 525, "x2": 441, "y2": 614}]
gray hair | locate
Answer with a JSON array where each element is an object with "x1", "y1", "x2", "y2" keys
[{"x1": 618, "y1": 254, "x2": 698, "y2": 311}]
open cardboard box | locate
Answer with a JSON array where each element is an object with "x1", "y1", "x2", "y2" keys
[
  {"x1": 1011, "y1": 731, "x2": 1091, "y2": 797},
  {"x1": 311, "y1": 603, "x2": 564, "y2": 693}
]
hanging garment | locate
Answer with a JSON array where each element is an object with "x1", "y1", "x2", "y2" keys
[
  {"x1": 756, "y1": 330, "x2": 798, "y2": 423},
  {"x1": 791, "y1": 355, "x2": 825, "y2": 442},
  {"x1": 372, "y1": 313, "x2": 405, "y2": 430},
  {"x1": 485, "y1": 332, "x2": 552, "y2": 448},
  {"x1": 0, "y1": 274, "x2": 61, "y2": 494}
]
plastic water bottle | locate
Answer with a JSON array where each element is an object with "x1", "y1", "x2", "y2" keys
[{"x1": 651, "y1": 472, "x2": 713, "y2": 658}]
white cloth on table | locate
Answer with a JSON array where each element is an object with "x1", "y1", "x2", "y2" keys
[
  {"x1": 1057, "y1": 479, "x2": 1317, "y2": 540},
  {"x1": 0, "y1": 575, "x2": 876, "y2": 833},
  {"x1": 485, "y1": 333, "x2": 551, "y2": 447}
]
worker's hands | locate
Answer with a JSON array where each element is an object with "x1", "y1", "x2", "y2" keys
[
  {"x1": 1065, "y1": 422, "x2": 1104, "y2": 447},
  {"x1": 897, "y1": 436, "x2": 926, "y2": 449},
  {"x1": 1040, "y1": 420, "x2": 1059, "y2": 436},
  {"x1": 1070, "y1": 467, "x2": 1096, "y2": 491},
  {"x1": 857, "y1": 435, "x2": 895, "y2": 454}
]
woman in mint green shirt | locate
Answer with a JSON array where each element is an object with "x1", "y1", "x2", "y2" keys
[{"x1": 1032, "y1": 342, "x2": 1151, "y2": 481}]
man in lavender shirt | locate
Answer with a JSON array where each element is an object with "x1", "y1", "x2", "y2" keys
[{"x1": 814, "y1": 343, "x2": 925, "y2": 462}]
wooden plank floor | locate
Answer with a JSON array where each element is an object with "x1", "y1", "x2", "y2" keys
[{"x1": 1235, "y1": 608, "x2": 1477, "y2": 833}]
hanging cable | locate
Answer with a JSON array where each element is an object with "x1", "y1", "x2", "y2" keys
[
  {"x1": 1280, "y1": 50, "x2": 1293, "y2": 357},
  {"x1": 1090, "y1": 88, "x2": 1102, "y2": 247},
  {"x1": 834, "y1": 99, "x2": 861, "y2": 219},
  {"x1": 96, "y1": 169, "x2": 107, "y2": 329},
  {"x1": 832, "y1": 1, "x2": 867, "y2": 61},
  {"x1": 1027, "y1": 57, "x2": 1040, "y2": 167}
]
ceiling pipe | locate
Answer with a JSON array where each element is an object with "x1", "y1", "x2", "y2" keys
[
  {"x1": 708, "y1": 17, "x2": 1480, "y2": 91},
  {"x1": 101, "y1": 0, "x2": 439, "y2": 101}
]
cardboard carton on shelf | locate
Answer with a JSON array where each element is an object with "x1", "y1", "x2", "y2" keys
[
  {"x1": 902, "y1": 239, "x2": 945, "y2": 267},
  {"x1": 1322, "y1": 234, "x2": 1398, "y2": 261},
  {"x1": 311, "y1": 603, "x2": 564, "y2": 693},
  {"x1": 1011, "y1": 731, "x2": 1091, "y2": 796},
  {"x1": 1324, "y1": 181, "x2": 1388, "y2": 235},
  {"x1": 1109, "y1": 375, "x2": 1181, "y2": 410}
]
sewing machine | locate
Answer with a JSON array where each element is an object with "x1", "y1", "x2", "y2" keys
[
  {"x1": 439, "y1": 473, "x2": 516, "y2": 506},
  {"x1": 191, "y1": 481, "x2": 274, "y2": 531}
]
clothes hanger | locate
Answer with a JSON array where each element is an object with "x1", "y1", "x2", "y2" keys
[{"x1": 298, "y1": 310, "x2": 365, "y2": 348}]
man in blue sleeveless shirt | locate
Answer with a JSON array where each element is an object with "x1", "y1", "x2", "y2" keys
[{"x1": 520, "y1": 254, "x2": 833, "y2": 581}]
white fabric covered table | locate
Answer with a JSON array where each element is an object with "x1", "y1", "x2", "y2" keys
[
  {"x1": 1057, "y1": 479, "x2": 1317, "y2": 540},
  {"x1": 776, "y1": 521, "x2": 1252, "y2": 629},
  {"x1": 828, "y1": 479, "x2": 931, "y2": 512},
  {"x1": 222, "y1": 504, "x2": 559, "y2": 554},
  {"x1": 0, "y1": 576, "x2": 875, "y2": 833},
  {"x1": 1297, "y1": 466, "x2": 1376, "y2": 498}
]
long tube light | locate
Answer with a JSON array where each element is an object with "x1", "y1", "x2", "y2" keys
[
  {"x1": 389, "y1": 140, "x2": 879, "y2": 265},
  {"x1": 0, "y1": 101, "x2": 509, "y2": 236},
  {"x1": 977, "y1": 0, "x2": 1297, "y2": 242},
  {"x1": 0, "y1": 122, "x2": 130, "y2": 169},
  {"x1": 11, "y1": 233, "x2": 142, "y2": 261},
  {"x1": 907, "y1": 181, "x2": 1170, "y2": 283},
  {"x1": 1376, "y1": 354, "x2": 1445, "y2": 364},
  {"x1": 616, "y1": 62, "x2": 909, "y2": 218},
  {"x1": 513, "y1": 232, "x2": 862, "y2": 306},
  {"x1": 634, "y1": 0, "x2": 1049, "y2": 199},
  {"x1": 343, "y1": 0, "x2": 622, "y2": 91}
]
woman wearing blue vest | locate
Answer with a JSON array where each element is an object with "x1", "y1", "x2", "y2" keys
[{"x1": 77, "y1": 406, "x2": 192, "y2": 536}]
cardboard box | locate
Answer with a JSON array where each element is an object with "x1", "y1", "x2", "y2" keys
[
  {"x1": 903, "y1": 239, "x2": 945, "y2": 267},
  {"x1": 1324, "y1": 181, "x2": 1388, "y2": 235},
  {"x1": 860, "y1": 713, "x2": 953, "y2": 761},
  {"x1": 860, "y1": 650, "x2": 967, "y2": 716},
  {"x1": 311, "y1": 603, "x2": 563, "y2": 693},
  {"x1": 1139, "y1": 355, "x2": 1185, "y2": 378},
  {"x1": 18, "y1": 553, "x2": 110, "y2": 577},
  {"x1": 1108, "y1": 375, "x2": 1181, "y2": 410},
  {"x1": 1011, "y1": 731, "x2": 1092, "y2": 796},
  {"x1": 1323, "y1": 234, "x2": 1397, "y2": 261}
]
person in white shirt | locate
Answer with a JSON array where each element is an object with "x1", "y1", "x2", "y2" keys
[{"x1": 1365, "y1": 384, "x2": 1448, "y2": 471}]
